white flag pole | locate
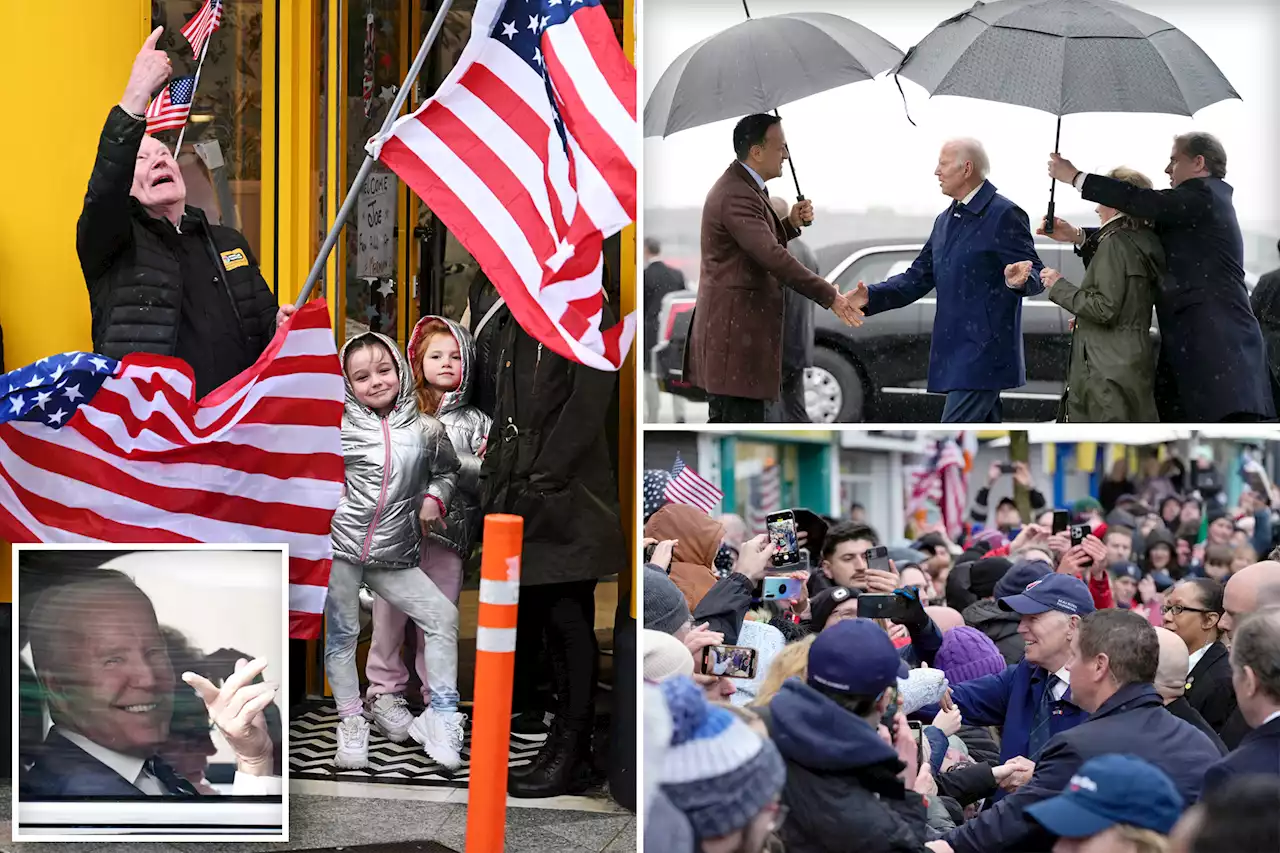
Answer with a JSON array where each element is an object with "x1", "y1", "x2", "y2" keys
[
  {"x1": 173, "y1": 34, "x2": 213, "y2": 157},
  {"x1": 294, "y1": 0, "x2": 456, "y2": 308}
]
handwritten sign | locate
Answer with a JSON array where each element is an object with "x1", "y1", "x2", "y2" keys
[{"x1": 357, "y1": 171, "x2": 397, "y2": 278}]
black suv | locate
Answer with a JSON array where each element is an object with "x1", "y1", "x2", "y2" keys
[{"x1": 649, "y1": 238, "x2": 1089, "y2": 423}]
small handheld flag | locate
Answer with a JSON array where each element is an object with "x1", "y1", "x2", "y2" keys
[
  {"x1": 145, "y1": 75, "x2": 197, "y2": 134},
  {"x1": 181, "y1": 0, "x2": 224, "y2": 60}
]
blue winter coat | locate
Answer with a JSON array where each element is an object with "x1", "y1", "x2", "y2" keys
[
  {"x1": 1203, "y1": 715, "x2": 1280, "y2": 789},
  {"x1": 865, "y1": 181, "x2": 1045, "y2": 392},
  {"x1": 946, "y1": 683, "x2": 1222, "y2": 853},
  {"x1": 941, "y1": 659, "x2": 1088, "y2": 800}
]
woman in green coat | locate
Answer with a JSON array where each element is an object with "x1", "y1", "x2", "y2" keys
[{"x1": 1041, "y1": 167, "x2": 1166, "y2": 422}]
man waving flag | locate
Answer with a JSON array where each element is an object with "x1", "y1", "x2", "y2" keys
[
  {"x1": 0, "y1": 301, "x2": 345, "y2": 639},
  {"x1": 370, "y1": 0, "x2": 637, "y2": 371}
]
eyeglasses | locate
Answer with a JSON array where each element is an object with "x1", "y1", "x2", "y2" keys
[{"x1": 1160, "y1": 604, "x2": 1217, "y2": 617}]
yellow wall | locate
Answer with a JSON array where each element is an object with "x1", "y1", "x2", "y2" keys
[
  {"x1": 0, "y1": 1, "x2": 150, "y2": 603},
  {"x1": 0, "y1": 1, "x2": 150, "y2": 373}
]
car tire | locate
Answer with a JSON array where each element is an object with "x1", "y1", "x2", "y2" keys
[{"x1": 806, "y1": 348, "x2": 864, "y2": 423}]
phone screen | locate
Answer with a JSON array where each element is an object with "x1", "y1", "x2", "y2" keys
[
  {"x1": 1052, "y1": 511, "x2": 1070, "y2": 534},
  {"x1": 866, "y1": 545, "x2": 891, "y2": 574},
  {"x1": 909, "y1": 721, "x2": 924, "y2": 769},
  {"x1": 767, "y1": 511, "x2": 800, "y2": 566},
  {"x1": 702, "y1": 644, "x2": 758, "y2": 680}
]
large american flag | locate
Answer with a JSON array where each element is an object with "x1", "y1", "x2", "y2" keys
[
  {"x1": 372, "y1": 0, "x2": 637, "y2": 371},
  {"x1": 664, "y1": 452, "x2": 722, "y2": 515},
  {"x1": 145, "y1": 75, "x2": 197, "y2": 134},
  {"x1": 181, "y1": 0, "x2": 224, "y2": 60},
  {"x1": 907, "y1": 435, "x2": 969, "y2": 540},
  {"x1": 0, "y1": 301, "x2": 345, "y2": 639}
]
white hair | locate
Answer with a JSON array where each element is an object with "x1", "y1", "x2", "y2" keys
[{"x1": 948, "y1": 137, "x2": 990, "y2": 179}]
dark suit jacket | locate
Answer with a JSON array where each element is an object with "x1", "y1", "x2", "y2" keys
[
  {"x1": 1080, "y1": 174, "x2": 1273, "y2": 421},
  {"x1": 1203, "y1": 714, "x2": 1280, "y2": 789},
  {"x1": 21, "y1": 728, "x2": 147, "y2": 797},
  {"x1": 865, "y1": 181, "x2": 1045, "y2": 392},
  {"x1": 643, "y1": 260, "x2": 686, "y2": 358},
  {"x1": 1184, "y1": 641, "x2": 1238, "y2": 734},
  {"x1": 1167, "y1": 696, "x2": 1228, "y2": 755},
  {"x1": 1250, "y1": 267, "x2": 1280, "y2": 408},
  {"x1": 782, "y1": 238, "x2": 820, "y2": 371},
  {"x1": 685, "y1": 162, "x2": 836, "y2": 400}
]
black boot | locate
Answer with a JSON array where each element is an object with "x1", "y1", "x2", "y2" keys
[{"x1": 507, "y1": 715, "x2": 595, "y2": 798}]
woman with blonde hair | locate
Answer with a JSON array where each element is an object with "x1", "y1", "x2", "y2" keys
[
  {"x1": 751, "y1": 635, "x2": 816, "y2": 707},
  {"x1": 1039, "y1": 167, "x2": 1166, "y2": 423}
]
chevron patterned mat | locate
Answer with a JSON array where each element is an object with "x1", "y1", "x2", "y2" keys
[{"x1": 288, "y1": 701, "x2": 548, "y2": 788}]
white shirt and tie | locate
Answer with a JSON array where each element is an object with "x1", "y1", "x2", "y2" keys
[
  {"x1": 60, "y1": 730, "x2": 283, "y2": 796},
  {"x1": 1049, "y1": 666, "x2": 1071, "y2": 701}
]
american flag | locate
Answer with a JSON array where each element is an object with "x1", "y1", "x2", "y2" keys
[
  {"x1": 907, "y1": 435, "x2": 969, "y2": 540},
  {"x1": 746, "y1": 463, "x2": 782, "y2": 535},
  {"x1": 181, "y1": 0, "x2": 224, "y2": 60},
  {"x1": 145, "y1": 75, "x2": 197, "y2": 134},
  {"x1": 372, "y1": 0, "x2": 637, "y2": 372},
  {"x1": 663, "y1": 452, "x2": 722, "y2": 515},
  {"x1": 0, "y1": 301, "x2": 345, "y2": 639}
]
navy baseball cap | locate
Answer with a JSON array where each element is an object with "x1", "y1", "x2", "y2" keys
[
  {"x1": 999, "y1": 573, "x2": 1095, "y2": 616},
  {"x1": 808, "y1": 618, "x2": 909, "y2": 695},
  {"x1": 1026, "y1": 754, "x2": 1184, "y2": 837},
  {"x1": 1110, "y1": 562, "x2": 1142, "y2": 582}
]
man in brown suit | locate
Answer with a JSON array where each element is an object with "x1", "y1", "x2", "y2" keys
[{"x1": 684, "y1": 114, "x2": 863, "y2": 423}]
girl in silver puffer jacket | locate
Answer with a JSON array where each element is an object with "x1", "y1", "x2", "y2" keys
[
  {"x1": 327, "y1": 332, "x2": 465, "y2": 772},
  {"x1": 364, "y1": 316, "x2": 492, "y2": 741}
]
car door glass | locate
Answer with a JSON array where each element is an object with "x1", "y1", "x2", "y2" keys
[{"x1": 833, "y1": 251, "x2": 920, "y2": 293}]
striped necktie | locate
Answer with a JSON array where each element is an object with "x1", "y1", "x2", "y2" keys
[
  {"x1": 1026, "y1": 674, "x2": 1058, "y2": 760},
  {"x1": 144, "y1": 755, "x2": 200, "y2": 796}
]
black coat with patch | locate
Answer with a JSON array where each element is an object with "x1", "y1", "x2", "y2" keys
[
  {"x1": 77, "y1": 107, "x2": 277, "y2": 396},
  {"x1": 479, "y1": 309, "x2": 626, "y2": 586},
  {"x1": 1184, "y1": 641, "x2": 1237, "y2": 735}
]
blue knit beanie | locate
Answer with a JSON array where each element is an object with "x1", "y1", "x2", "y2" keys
[
  {"x1": 934, "y1": 626, "x2": 1008, "y2": 685},
  {"x1": 658, "y1": 677, "x2": 786, "y2": 840}
]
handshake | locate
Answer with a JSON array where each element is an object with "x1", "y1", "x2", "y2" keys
[{"x1": 831, "y1": 281, "x2": 869, "y2": 328}]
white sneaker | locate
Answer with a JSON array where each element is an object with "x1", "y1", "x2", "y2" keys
[
  {"x1": 335, "y1": 715, "x2": 370, "y2": 769},
  {"x1": 369, "y1": 693, "x2": 413, "y2": 743},
  {"x1": 409, "y1": 707, "x2": 462, "y2": 770},
  {"x1": 445, "y1": 712, "x2": 468, "y2": 756}
]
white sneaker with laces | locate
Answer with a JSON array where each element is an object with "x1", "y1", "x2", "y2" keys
[
  {"x1": 445, "y1": 712, "x2": 468, "y2": 756},
  {"x1": 335, "y1": 714, "x2": 370, "y2": 769},
  {"x1": 369, "y1": 693, "x2": 413, "y2": 742},
  {"x1": 409, "y1": 707, "x2": 462, "y2": 770}
]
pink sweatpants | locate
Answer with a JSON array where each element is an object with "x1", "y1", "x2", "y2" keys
[{"x1": 365, "y1": 539, "x2": 464, "y2": 701}]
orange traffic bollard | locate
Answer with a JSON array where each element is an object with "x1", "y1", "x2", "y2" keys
[{"x1": 465, "y1": 513, "x2": 524, "y2": 853}]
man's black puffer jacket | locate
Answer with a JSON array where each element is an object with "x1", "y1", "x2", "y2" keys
[{"x1": 77, "y1": 107, "x2": 277, "y2": 378}]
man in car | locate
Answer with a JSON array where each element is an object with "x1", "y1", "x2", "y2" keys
[
  {"x1": 845, "y1": 138, "x2": 1044, "y2": 423},
  {"x1": 79, "y1": 27, "x2": 288, "y2": 400},
  {"x1": 1048, "y1": 134, "x2": 1273, "y2": 422}
]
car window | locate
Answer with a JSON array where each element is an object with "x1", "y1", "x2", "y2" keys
[{"x1": 832, "y1": 250, "x2": 920, "y2": 293}]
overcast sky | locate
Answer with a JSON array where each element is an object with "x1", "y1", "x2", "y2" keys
[{"x1": 642, "y1": 0, "x2": 1279, "y2": 229}]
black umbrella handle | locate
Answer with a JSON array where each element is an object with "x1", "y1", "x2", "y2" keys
[{"x1": 1045, "y1": 115, "x2": 1062, "y2": 235}]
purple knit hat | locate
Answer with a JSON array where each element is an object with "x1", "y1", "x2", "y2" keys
[{"x1": 934, "y1": 626, "x2": 1007, "y2": 685}]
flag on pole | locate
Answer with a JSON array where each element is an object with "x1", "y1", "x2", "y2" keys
[
  {"x1": 907, "y1": 436, "x2": 969, "y2": 540},
  {"x1": 664, "y1": 452, "x2": 722, "y2": 515},
  {"x1": 371, "y1": 0, "x2": 637, "y2": 372},
  {"x1": 362, "y1": 9, "x2": 376, "y2": 117},
  {"x1": 0, "y1": 301, "x2": 346, "y2": 639},
  {"x1": 145, "y1": 75, "x2": 197, "y2": 134},
  {"x1": 181, "y1": 0, "x2": 224, "y2": 60},
  {"x1": 746, "y1": 463, "x2": 782, "y2": 535}
]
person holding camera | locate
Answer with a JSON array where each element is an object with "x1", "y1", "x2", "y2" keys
[{"x1": 755, "y1": 619, "x2": 933, "y2": 853}]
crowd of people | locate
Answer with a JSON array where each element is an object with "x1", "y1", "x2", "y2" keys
[{"x1": 641, "y1": 449, "x2": 1280, "y2": 852}]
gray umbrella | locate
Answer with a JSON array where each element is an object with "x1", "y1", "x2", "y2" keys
[
  {"x1": 644, "y1": 8, "x2": 903, "y2": 200},
  {"x1": 894, "y1": 0, "x2": 1241, "y2": 232}
]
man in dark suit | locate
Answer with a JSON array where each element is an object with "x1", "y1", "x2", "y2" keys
[
  {"x1": 1218, "y1": 561, "x2": 1280, "y2": 747},
  {"x1": 769, "y1": 196, "x2": 818, "y2": 424},
  {"x1": 847, "y1": 138, "x2": 1045, "y2": 423},
  {"x1": 1250, "y1": 238, "x2": 1280, "y2": 406},
  {"x1": 643, "y1": 237, "x2": 686, "y2": 422},
  {"x1": 685, "y1": 114, "x2": 862, "y2": 423},
  {"x1": 1154, "y1": 625, "x2": 1227, "y2": 754},
  {"x1": 1203, "y1": 607, "x2": 1280, "y2": 787},
  {"x1": 942, "y1": 610, "x2": 1222, "y2": 853},
  {"x1": 1049, "y1": 134, "x2": 1274, "y2": 422},
  {"x1": 21, "y1": 573, "x2": 280, "y2": 797},
  {"x1": 1162, "y1": 578, "x2": 1236, "y2": 734}
]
